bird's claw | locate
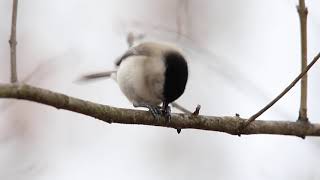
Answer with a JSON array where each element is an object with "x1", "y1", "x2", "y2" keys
[
  {"x1": 162, "y1": 105, "x2": 171, "y2": 124},
  {"x1": 133, "y1": 102, "x2": 172, "y2": 123},
  {"x1": 149, "y1": 105, "x2": 171, "y2": 123},
  {"x1": 148, "y1": 105, "x2": 162, "y2": 121}
]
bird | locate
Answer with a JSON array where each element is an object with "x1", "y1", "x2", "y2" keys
[{"x1": 115, "y1": 41, "x2": 188, "y2": 121}]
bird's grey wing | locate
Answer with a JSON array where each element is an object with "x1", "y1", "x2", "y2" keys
[{"x1": 115, "y1": 45, "x2": 152, "y2": 66}]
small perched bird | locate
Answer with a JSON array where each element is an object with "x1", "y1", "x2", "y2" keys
[{"x1": 116, "y1": 42, "x2": 188, "y2": 120}]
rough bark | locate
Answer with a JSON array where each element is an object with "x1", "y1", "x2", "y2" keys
[{"x1": 1, "y1": 83, "x2": 320, "y2": 137}]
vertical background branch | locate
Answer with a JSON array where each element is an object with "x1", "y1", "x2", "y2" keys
[
  {"x1": 297, "y1": 0, "x2": 308, "y2": 122},
  {"x1": 9, "y1": 0, "x2": 19, "y2": 83}
]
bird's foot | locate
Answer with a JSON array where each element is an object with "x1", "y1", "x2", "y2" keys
[
  {"x1": 162, "y1": 105, "x2": 171, "y2": 124},
  {"x1": 162, "y1": 104, "x2": 180, "y2": 133},
  {"x1": 133, "y1": 102, "x2": 162, "y2": 120}
]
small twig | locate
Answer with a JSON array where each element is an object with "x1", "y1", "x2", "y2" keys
[
  {"x1": 297, "y1": 0, "x2": 309, "y2": 122},
  {"x1": 171, "y1": 102, "x2": 192, "y2": 134},
  {"x1": 9, "y1": 0, "x2": 19, "y2": 83},
  {"x1": 171, "y1": 103, "x2": 200, "y2": 134},
  {"x1": 192, "y1": 105, "x2": 201, "y2": 116},
  {"x1": 240, "y1": 52, "x2": 320, "y2": 131},
  {"x1": 171, "y1": 102, "x2": 202, "y2": 116}
]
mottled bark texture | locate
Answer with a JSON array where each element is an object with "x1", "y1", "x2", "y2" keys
[{"x1": 1, "y1": 83, "x2": 320, "y2": 137}]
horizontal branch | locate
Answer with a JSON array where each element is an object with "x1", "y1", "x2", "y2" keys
[{"x1": 1, "y1": 83, "x2": 320, "y2": 137}]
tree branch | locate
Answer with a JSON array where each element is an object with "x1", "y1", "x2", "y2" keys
[
  {"x1": 240, "y1": 52, "x2": 320, "y2": 131},
  {"x1": 1, "y1": 83, "x2": 320, "y2": 137},
  {"x1": 9, "y1": 0, "x2": 18, "y2": 83},
  {"x1": 297, "y1": 0, "x2": 308, "y2": 122}
]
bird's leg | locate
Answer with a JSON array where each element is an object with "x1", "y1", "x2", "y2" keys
[
  {"x1": 133, "y1": 102, "x2": 162, "y2": 120},
  {"x1": 162, "y1": 102, "x2": 171, "y2": 123},
  {"x1": 132, "y1": 102, "x2": 172, "y2": 123},
  {"x1": 162, "y1": 102, "x2": 181, "y2": 134}
]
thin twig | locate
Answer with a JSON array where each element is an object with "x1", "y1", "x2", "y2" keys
[
  {"x1": 9, "y1": 0, "x2": 18, "y2": 83},
  {"x1": 169, "y1": 102, "x2": 193, "y2": 134},
  {"x1": 297, "y1": 0, "x2": 308, "y2": 122},
  {"x1": 1, "y1": 83, "x2": 320, "y2": 137},
  {"x1": 240, "y1": 52, "x2": 320, "y2": 131},
  {"x1": 192, "y1": 105, "x2": 201, "y2": 116}
]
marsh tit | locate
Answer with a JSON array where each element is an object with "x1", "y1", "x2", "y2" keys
[{"x1": 116, "y1": 41, "x2": 188, "y2": 120}]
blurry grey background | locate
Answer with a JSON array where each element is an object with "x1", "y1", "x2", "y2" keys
[{"x1": 0, "y1": 0, "x2": 320, "y2": 179}]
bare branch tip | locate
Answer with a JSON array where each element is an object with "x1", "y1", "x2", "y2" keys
[{"x1": 192, "y1": 104, "x2": 201, "y2": 116}]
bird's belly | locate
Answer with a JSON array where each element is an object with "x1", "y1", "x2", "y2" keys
[{"x1": 116, "y1": 57, "x2": 163, "y2": 105}]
